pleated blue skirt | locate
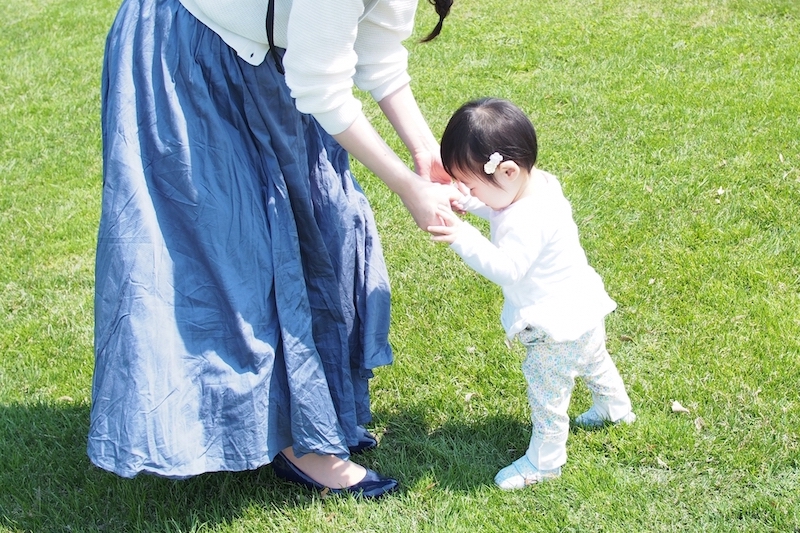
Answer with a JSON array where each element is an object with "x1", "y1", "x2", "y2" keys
[{"x1": 88, "y1": 0, "x2": 393, "y2": 478}]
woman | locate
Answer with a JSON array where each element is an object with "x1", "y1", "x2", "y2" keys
[{"x1": 88, "y1": 0, "x2": 456, "y2": 498}]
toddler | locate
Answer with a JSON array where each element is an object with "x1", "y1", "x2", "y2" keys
[{"x1": 429, "y1": 98, "x2": 636, "y2": 490}]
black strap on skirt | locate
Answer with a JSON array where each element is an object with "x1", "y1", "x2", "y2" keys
[{"x1": 266, "y1": 0, "x2": 285, "y2": 74}]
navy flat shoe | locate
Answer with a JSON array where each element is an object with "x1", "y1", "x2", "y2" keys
[
  {"x1": 349, "y1": 429, "x2": 378, "y2": 455},
  {"x1": 271, "y1": 452, "x2": 399, "y2": 499}
]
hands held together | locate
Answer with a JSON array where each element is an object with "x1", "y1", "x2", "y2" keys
[
  {"x1": 427, "y1": 202, "x2": 466, "y2": 245},
  {"x1": 403, "y1": 179, "x2": 466, "y2": 245},
  {"x1": 399, "y1": 155, "x2": 466, "y2": 244}
]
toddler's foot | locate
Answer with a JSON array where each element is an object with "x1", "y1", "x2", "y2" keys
[
  {"x1": 494, "y1": 456, "x2": 561, "y2": 490},
  {"x1": 574, "y1": 406, "x2": 636, "y2": 429}
]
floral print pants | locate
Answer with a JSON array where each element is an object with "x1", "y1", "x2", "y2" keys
[{"x1": 519, "y1": 322, "x2": 632, "y2": 470}]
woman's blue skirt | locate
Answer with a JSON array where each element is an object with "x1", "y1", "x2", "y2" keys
[{"x1": 88, "y1": 0, "x2": 393, "y2": 478}]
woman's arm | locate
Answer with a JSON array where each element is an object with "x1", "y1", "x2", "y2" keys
[
  {"x1": 333, "y1": 112, "x2": 457, "y2": 229},
  {"x1": 378, "y1": 84, "x2": 451, "y2": 184}
]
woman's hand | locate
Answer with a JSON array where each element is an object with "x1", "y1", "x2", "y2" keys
[
  {"x1": 427, "y1": 206, "x2": 464, "y2": 244},
  {"x1": 412, "y1": 147, "x2": 451, "y2": 185},
  {"x1": 397, "y1": 179, "x2": 461, "y2": 230},
  {"x1": 333, "y1": 113, "x2": 461, "y2": 230}
]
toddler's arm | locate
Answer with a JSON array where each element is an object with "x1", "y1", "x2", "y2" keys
[
  {"x1": 453, "y1": 188, "x2": 492, "y2": 220},
  {"x1": 428, "y1": 208, "x2": 540, "y2": 286}
]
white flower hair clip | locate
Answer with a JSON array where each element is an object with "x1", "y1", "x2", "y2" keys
[{"x1": 483, "y1": 152, "x2": 503, "y2": 174}]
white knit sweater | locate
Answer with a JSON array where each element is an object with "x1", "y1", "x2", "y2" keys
[
  {"x1": 450, "y1": 170, "x2": 617, "y2": 342},
  {"x1": 179, "y1": 0, "x2": 416, "y2": 134}
]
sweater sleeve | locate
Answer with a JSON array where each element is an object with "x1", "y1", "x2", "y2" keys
[
  {"x1": 459, "y1": 194, "x2": 493, "y2": 220},
  {"x1": 284, "y1": 0, "x2": 415, "y2": 134},
  {"x1": 282, "y1": 0, "x2": 363, "y2": 134},
  {"x1": 352, "y1": 0, "x2": 414, "y2": 102},
  {"x1": 449, "y1": 218, "x2": 546, "y2": 287}
]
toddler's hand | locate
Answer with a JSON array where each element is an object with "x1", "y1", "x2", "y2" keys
[
  {"x1": 427, "y1": 207, "x2": 462, "y2": 244},
  {"x1": 450, "y1": 182, "x2": 470, "y2": 214}
]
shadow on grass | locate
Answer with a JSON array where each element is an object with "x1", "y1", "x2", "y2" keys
[
  {"x1": 0, "y1": 402, "x2": 327, "y2": 531},
  {"x1": 367, "y1": 403, "x2": 534, "y2": 492},
  {"x1": 0, "y1": 401, "x2": 532, "y2": 531}
]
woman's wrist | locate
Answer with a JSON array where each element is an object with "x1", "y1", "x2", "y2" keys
[
  {"x1": 333, "y1": 112, "x2": 423, "y2": 192},
  {"x1": 378, "y1": 84, "x2": 444, "y2": 180}
]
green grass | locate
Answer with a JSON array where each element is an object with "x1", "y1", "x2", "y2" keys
[{"x1": 1, "y1": 0, "x2": 799, "y2": 531}]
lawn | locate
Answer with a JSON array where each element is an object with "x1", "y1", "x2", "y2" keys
[{"x1": 1, "y1": 0, "x2": 798, "y2": 531}]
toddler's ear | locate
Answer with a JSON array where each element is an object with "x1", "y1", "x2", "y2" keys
[{"x1": 499, "y1": 160, "x2": 521, "y2": 181}]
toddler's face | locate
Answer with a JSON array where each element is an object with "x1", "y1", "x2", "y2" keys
[{"x1": 453, "y1": 169, "x2": 518, "y2": 210}]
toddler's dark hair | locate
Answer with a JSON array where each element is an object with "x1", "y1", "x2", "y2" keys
[{"x1": 440, "y1": 98, "x2": 538, "y2": 185}]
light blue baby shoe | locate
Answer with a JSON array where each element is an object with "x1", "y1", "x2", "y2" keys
[
  {"x1": 494, "y1": 456, "x2": 561, "y2": 490},
  {"x1": 574, "y1": 406, "x2": 637, "y2": 429}
]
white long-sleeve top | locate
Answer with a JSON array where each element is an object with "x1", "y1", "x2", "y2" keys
[
  {"x1": 450, "y1": 170, "x2": 617, "y2": 342},
  {"x1": 179, "y1": 0, "x2": 415, "y2": 134}
]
